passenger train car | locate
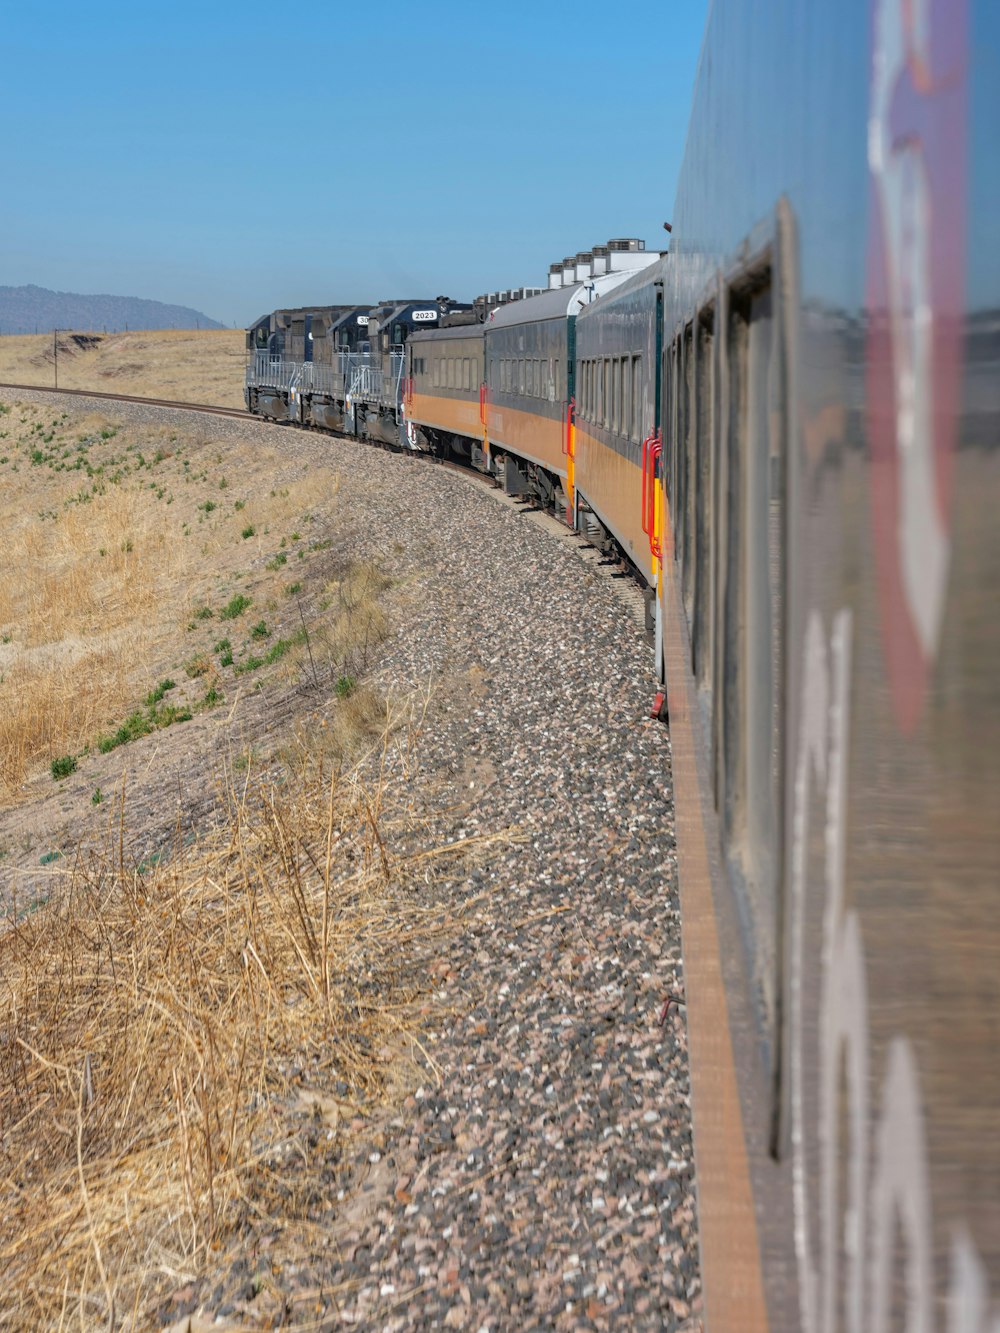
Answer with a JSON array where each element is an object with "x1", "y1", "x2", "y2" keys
[{"x1": 245, "y1": 0, "x2": 999, "y2": 1324}]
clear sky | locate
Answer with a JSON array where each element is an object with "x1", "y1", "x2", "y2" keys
[{"x1": 2, "y1": 0, "x2": 709, "y2": 327}]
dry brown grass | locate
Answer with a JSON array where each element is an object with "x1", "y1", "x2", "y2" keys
[
  {"x1": 0, "y1": 329, "x2": 246, "y2": 409},
  {"x1": 0, "y1": 713, "x2": 486, "y2": 1329},
  {"x1": 0, "y1": 400, "x2": 339, "y2": 797}
]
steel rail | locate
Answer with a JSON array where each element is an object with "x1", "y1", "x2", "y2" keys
[{"x1": 0, "y1": 382, "x2": 255, "y2": 421}]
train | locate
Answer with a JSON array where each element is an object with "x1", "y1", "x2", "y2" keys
[{"x1": 244, "y1": 0, "x2": 999, "y2": 1325}]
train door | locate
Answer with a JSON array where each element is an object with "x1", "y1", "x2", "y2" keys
[{"x1": 653, "y1": 285, "x2": 665, "y2": 685}]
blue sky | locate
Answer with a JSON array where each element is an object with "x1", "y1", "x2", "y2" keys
[{"x1": 2, "y1": 0, "x2": 708, "y2": 326}]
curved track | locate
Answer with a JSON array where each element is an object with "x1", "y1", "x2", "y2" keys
[{"x1": 0, "y1": 381, "x2": 256, "y2": 420}]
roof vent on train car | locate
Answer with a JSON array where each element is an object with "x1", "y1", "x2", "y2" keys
[
  {"x1": 549, "y1": 262, "x2": 564, "y2": 290},
  {"x1": 561, "y1": 256, "x2": 577, "y2": 284},
  {"x1": 574, "y1": 252, "x2": 594, "y2": 282},
  {"x1": 521, "y1": 286, "x2": 544, "y2": 299},
  {"x1": 605, "y1": 238, "x2": 657, "y2": 274},
  {"x1": 591, "y1": 244, "x2": 610, "y2": 275}
]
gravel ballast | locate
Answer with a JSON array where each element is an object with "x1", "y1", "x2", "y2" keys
[{"x1": 4, "y1": 391, "x2": 701, "y2": 1330}]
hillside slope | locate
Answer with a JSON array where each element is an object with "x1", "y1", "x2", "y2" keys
[
  {"x1": 0, "y1": 328, "x2": 246, "y2": 408},
  {"x1": 0, "y1": 283, "x2": 224, "y2": 334}
]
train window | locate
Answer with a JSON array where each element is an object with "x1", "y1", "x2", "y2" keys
[
  {"x1": 678, "y1": 325, "x2": 695, "y2": 624},
  {"x1": 518, "y1": 360, "x2": 524, "y2": 394},
  {"x1": 693, "y1": 311, "x2": 715, "y2": 688},
  {"x1": 632, "y1": 356, "x2": 642, "y2": 441},
  {"x1": 432, "y1": 359, "x2": 439, "y2": 388},
  {"x1": 392, "y1": 324, "x2": 403, "y2": 345},
  {"x1": 706, "y1": 261, "x2": 786, "y2": 1074},
  {"x1": 743, "y1": 281, "x2": 782, "y2": 1003},
  {"x1": 622, "y1": 358, "x2": 632, "y2": 440}
]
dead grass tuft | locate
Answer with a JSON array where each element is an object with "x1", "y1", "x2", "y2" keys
[{"x1": 0, "y1": 714, "x2": 487, "y2": 1329}]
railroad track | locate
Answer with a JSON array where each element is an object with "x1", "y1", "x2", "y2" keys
[{"x1": 0, "y1": 382, "x2": 255, "y2": 420}]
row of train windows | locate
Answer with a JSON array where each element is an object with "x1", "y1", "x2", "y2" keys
[
  {"x1": 666, "y1": 267, "x2": 784, "y2": 1072},
  {"x1": 497, "y1": 357, "x2": 560, "y2": 402},
  {"x1": 579, "y1": 355, "x2": 644, "y2": 444},
  {"x1": 429, "y1": 357, "x2": 477, "y2": 391}
]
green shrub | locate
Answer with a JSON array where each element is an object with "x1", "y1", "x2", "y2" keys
[
  {"x1": 241, "y1": 525, "x2": 255, "y2": 540},
  {"x1": 145, "y1": 678, "x2": 176, "y2": 707},
  {"x1": 250, "y1": 620, "x2": 270, "y2": 640},
  {"x1": 335, "y1": 675, "x2": 356, "y2": 699},
  {"x1": 98, "y1": 711, "x2": 153, "y2": 753},
  {"x1": 51, "y1": 754, "x2": 77, "y2": 780},
  {"x1": 220, "y1": 593, "x2": 252, "y2": 620},
  {"x1": 150, "y1": 703, "x2": 192, "y2": 728}
]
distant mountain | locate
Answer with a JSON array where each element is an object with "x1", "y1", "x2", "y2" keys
[{"x1": 0, "y1": 285, "x2": 224, "y2": 334}]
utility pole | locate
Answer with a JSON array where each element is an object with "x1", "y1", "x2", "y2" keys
[{"x1": 53, "y1": 329, "x2": 58, "y2": 389}]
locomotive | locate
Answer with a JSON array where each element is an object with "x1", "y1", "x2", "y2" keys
[{"x1": 245, "y1": 0, "x2": 999, "y2": 1323}]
